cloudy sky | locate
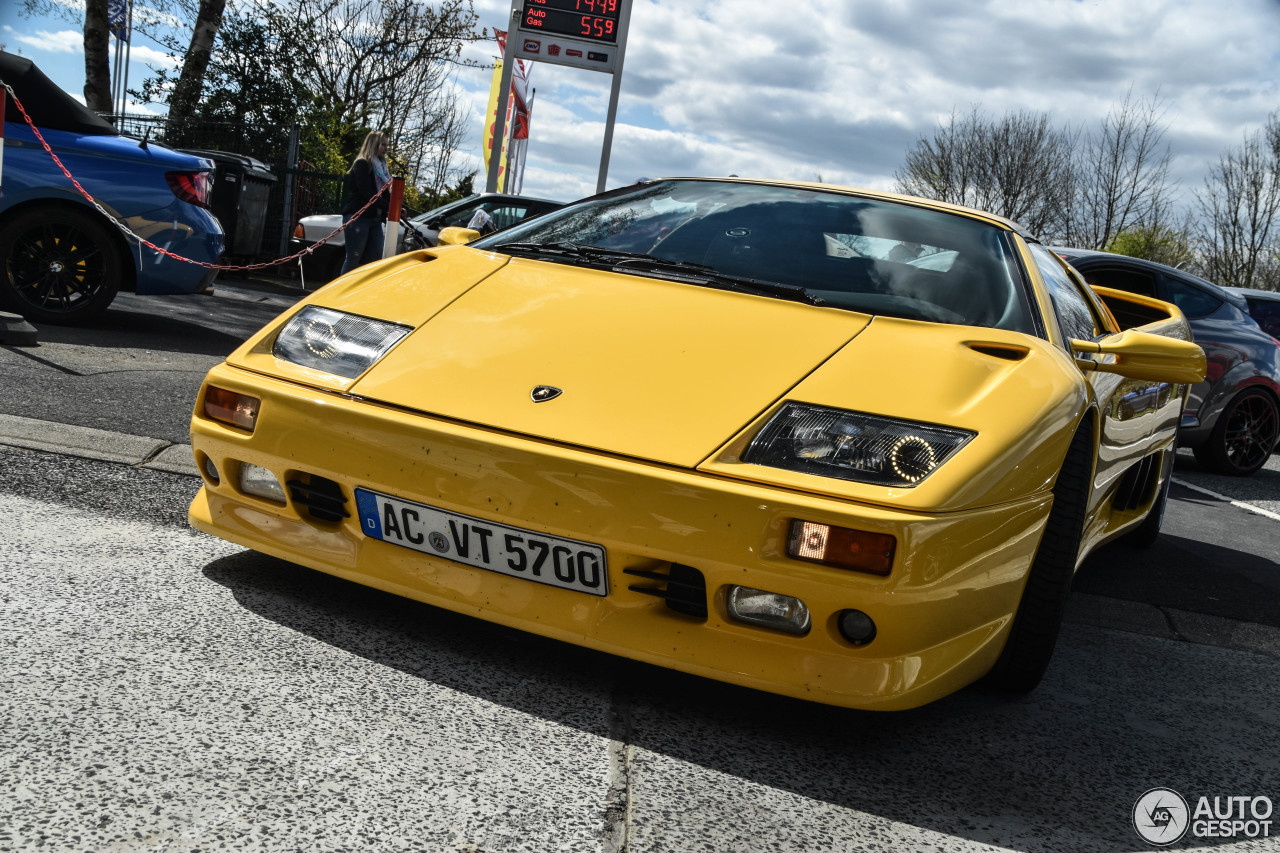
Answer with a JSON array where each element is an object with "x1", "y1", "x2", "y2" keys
[{"x1": 5, "y1": 0, "x2": 1280, "y2": 207}]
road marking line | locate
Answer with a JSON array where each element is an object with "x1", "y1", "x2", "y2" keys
[{"x1": 1172, "y1": 477, "x2": 1280, "y2": 521}]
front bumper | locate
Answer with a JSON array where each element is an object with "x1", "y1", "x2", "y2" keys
[{"x1": 189, "y1": 364, "x2": 1053, "y2": 711}]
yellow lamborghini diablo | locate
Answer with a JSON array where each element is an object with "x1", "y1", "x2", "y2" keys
[{"x1": 189, "y1": 178, "x2": 1205, "y2": 710}]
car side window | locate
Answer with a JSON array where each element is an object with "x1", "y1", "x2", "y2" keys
[
  {"x1": 1245, "y1": 298, "x2": 1280, "y2": 338},
  {"x1": 484, "y1": 204, "x2": 533, "y2": 230},
  {"x1": 1161, "y1": 276, "x2": 1222, "y2": 320},
  {"x1": 1029, "y1": 244, "x2": 1102, "y2": 342},
  {"x1": 1077, "y1": 266, "x2": 1158, "y2": 298}
]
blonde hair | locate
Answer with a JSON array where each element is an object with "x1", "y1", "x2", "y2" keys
[{"x1": 355, "y1": 131, "x2": 388, "y2": 164}]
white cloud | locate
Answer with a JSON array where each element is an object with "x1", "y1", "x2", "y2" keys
[
  {"x1": 12, "y1": 29, "x2": 82, "y2": 54},
  {"x1": 457, "y1": 0, "x2": 1280, "y2": 208},
  {"x1": 128, "y1": 44, "x2": 181, "y2": 69}
]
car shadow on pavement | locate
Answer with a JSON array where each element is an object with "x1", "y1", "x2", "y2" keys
[
  {"x1": 22, "y1": 291, "x2": 289, "y2": 357},
  {"x1": 202, "y1": 548, "x2": 1268, "y2": 852},
  {"x1": 1074, "y1": 531, "x2": 1280, "y2": 627}
]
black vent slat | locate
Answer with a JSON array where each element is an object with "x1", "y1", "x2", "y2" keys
[
  {"x1": 1112, "y1": 453, "x2": 1159, "y2": 512},
  {"x1": 287, "y1": 476, "x2": 350, "y2": 521},
  {"x1": 624, "y1": 563, "x2": 708, "y2": 619}
]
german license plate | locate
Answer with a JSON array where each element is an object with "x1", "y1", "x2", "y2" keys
[{"x1": 354, "y1": 488, "x2": 608, "y2": 596}]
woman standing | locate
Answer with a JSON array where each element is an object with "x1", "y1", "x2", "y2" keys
[{"x1": 339, "y1": 131, "x2": 392, "y2": 275}]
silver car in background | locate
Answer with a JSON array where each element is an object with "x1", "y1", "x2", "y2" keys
[
  {"x1": 1056, "y1": 249, "x2": 1280, "y2": 476},
  {"x1": 290, "y1": 193, "x2": 563, "y2": 285}
]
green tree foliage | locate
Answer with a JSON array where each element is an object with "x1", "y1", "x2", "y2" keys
[
  {"x1": 137, "y1": 0, "x2": 478, "y2": 201},
  {"x1": 1105, "y1": 226, "x2": 1196, "y2": 269}
]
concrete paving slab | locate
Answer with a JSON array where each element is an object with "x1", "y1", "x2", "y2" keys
[
  {"x1": 0, "y1": 413, "x2": 170, "y2": 466},
  {"x1": 145, "y1": 442, "x2": 200, "y2": 477}
]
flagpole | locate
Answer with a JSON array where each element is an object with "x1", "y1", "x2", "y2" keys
[{"x1": 121, "y1": 0, "x2": 133, "y2": 117}]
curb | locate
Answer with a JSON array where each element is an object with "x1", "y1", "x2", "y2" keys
[
  {"x1": 0, "y1": 413, "x2": 198, "y2": 477},
  {"x1": 2, "y1": 413, "x2": 1277, "y2": 661}
]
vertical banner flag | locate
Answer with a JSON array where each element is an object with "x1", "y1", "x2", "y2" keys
[
  {"x1": 108, "y1": 0, "x2": 130, "y2": 41},
  {"x1": 482, "y1": 64, "x2": 509, "y2": 188},
  {"x1": 495, "y1": 30, "x2": 532, "y2": 141}
]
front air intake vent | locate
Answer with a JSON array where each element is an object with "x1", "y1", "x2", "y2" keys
[
  {"x1": 287, "y1": 475, "x2": 349, "y2": 522},
  {"x1": 624, "y1": 563, "x2": 708, "y2": 619}
]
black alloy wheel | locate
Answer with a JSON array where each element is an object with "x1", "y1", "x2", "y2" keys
[
  {"x1": 0, "y1": 207, "x2": 123, "y2": 324},
  {"x1": 1194, "y1": 389, "x2": 1279, "y2": 476}
]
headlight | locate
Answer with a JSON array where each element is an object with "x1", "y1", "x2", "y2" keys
[
  {"x1": 743, "y1": 403, "x2": 974, "y2": 487},
  {"x1": 272, "y1": 306, "x2": 411, "y2": 379}
]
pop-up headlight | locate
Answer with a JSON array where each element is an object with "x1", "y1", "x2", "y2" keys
[
  {"x1": 272, "y1": 306, "x2": 411, "y2": 379},
  {"x1": 743, "y1": 402, "x2": 974, "y2": 487}
]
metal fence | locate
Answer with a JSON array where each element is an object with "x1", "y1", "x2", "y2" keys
[{"x1": 107, "y1": 113, "x2": 347, "y2": 269}]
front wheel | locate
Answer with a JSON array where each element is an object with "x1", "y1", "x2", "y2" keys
[
  {"x1": 984, "y1": 424, "x2": 1093, "y2": 693},
  {"x1": 0, "y1": 207, "x2": 123, "y2": 324},
  {"x1": 1192, "y1": 388, "x2": 1279, "y2": 476}
]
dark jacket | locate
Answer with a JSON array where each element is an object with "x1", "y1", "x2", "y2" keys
[{"x1": 341, "y1": 158, "x2": 389, "y2": 222}]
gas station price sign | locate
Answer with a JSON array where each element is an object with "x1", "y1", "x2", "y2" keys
[{"x1": 519, "y1": 0, "x2": 621, "y2": 44}]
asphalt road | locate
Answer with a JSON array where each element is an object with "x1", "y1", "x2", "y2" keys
[
  {"x1": 1, "y1": 453, "x2": 1277, "y2": 853},
  {"x1": 1, "y1": 280, "x2": 1278, "y2": 852}
]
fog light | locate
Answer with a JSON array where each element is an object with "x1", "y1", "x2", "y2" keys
[
  {"x1": 837, "y1": 609, "x2": 877, "y2": 646},
  {"x1": 725, "y1": 586, "x2": 811, "y2": 635},
  {"x1": 203, "y1": 386, "x2": 260, "y2": 432},
  {"x1": 238, "y1": 463, "x2": 285, "y2": 503},
  {"x1": 788, "y1": 520, "x2": 895, "y2": 576},
  {"x1": 201, "y1": 454, "x2": 220, "y2": 484}
]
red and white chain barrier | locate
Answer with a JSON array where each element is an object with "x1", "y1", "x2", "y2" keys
[{"x1": 1, "y1": 79, "x2": 392, "y2": 273}]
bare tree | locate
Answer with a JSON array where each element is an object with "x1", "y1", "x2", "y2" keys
[
  {"x1": 1196, "y1": 113, "x2": 1280, "y2": 288},
  {"x1": 279, "y1": 0, "x2": 479, "y2": 187},
  {"x1": 895, "y1": 108, "x2": 1076, "y2": 238},
  {"x1": 1067, "y1": 91, "x2": 1174, "y2": 250}
]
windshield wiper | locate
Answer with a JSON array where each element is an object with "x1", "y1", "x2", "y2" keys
[
  {"x1": 489, "y1": 241, "x2": 825, "y2": 307},
  {"x1": 610, "y1": 257, "x2": 826, "y2": 307},
  {"x1": 489, "y1": 241, "x2": 651, "y2": 263}
]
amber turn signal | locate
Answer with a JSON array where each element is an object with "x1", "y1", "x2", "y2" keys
[
  {"x1": 788, "y1": 520, "x2": 895, "y2": 576},
  {"x1": 203, "y1": 386, "x2": 260, "y2": 432}
]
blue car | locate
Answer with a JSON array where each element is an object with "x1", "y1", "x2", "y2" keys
[{"x1": 0, "y1": 51, "x2": 224, "y2": 324}]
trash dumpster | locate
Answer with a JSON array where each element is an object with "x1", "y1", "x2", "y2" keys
[{"x1": 179, "y1": 149, "x2": 277, "y2": 257}]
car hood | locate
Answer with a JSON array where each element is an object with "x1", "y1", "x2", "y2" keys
[{"x1": 343, "y1": 255, "x2": 871, "y2": 467}]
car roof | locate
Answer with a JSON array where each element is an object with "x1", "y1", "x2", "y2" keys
[
  {"x1": 1, "y1": 51, "x2": 117, "y2": 136},
  {"x1": 1226, "y1": 286, "x2": 1280, "y2": 302},
  {"x1": 1051, "y1": 247, "x2": 1247, "y2": 307}
]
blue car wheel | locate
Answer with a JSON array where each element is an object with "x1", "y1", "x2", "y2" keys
[{"x1": 0, "y1": 206, "x2": 123, "y2": 324}]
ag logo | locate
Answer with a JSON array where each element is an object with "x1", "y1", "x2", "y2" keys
[{"x1": 1133, "y1": 788, "x2": 1190, "y2": 846}]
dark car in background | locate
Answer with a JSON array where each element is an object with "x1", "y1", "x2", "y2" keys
[
  {"x1": 291, "y1": 192, "x2": 563, "y2": 285},
  {"x1": 0, "y1": 51, "x2": 225, "y2": 324},
  {"x1": 1228, "y1": 286, "x2": 1280, "y2": 340},
  {"x1": 1056, "y1": 249, "x2": 1280, "y2": 475}
]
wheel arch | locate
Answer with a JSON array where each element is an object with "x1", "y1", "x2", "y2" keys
[{"x1": 0, "y1": 197, "x2": 137, "y2": 293}]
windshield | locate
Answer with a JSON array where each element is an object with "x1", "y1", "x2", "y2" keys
[{"x1": 473, "y1": 180, "x2": 1035, "y2": 332}]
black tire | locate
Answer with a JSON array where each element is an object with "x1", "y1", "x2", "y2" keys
[
  {"x1": 984, "y1": 424, "x2": 1093, "y2": 694},
  {"x1": 0, "y1": 207, "x2": 122, "y2": 324},
  {"x1": 1121, "y1": 445, "x2": 1175, "y2": 549},
  {"x1": 1192, "y1": 388, "x2": 1279, "y2": 476}
]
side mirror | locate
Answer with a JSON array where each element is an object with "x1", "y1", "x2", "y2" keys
[
  {"x1": 426, "y1": 216, "x2": 446, "y2": 230},
  {"x1": 437, "y1": 226, "x2": 482, "y2": 246},
  {"x1": 1071, "y1": 330, "x2": 1206, "y2": 384}
]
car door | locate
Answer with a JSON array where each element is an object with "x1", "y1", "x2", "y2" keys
[
  {"x1": 1026, "y1": 246, "x2": 1170, "y2": 524},
  {"x1": 1073, "y1": 262, "x2": 1227, "y2": 427}
]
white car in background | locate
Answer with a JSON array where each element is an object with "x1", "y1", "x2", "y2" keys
[{"x1": 290, "y1": 192, "x2": 563, "y2": 284}]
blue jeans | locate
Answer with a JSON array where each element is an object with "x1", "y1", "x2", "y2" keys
[{"x1": 340, "y1": 217, "x2": 385, "y2": 275}]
